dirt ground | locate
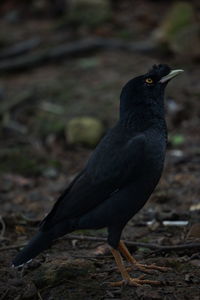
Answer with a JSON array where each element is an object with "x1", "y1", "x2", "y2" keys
[{"x1": 0, "y1": 1, "x2": 200, "y2": 299}]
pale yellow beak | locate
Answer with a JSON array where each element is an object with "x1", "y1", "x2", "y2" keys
[{"x1": 159, "y1": 69, "x2": 184, "y2": 83}]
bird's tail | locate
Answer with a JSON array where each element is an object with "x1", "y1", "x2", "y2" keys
[
  {"x1": 12, "y1": 231, "x2": 53, "y2": 267},
  {"x1": 12, "y1": 218, "x2": 77, "y2": 267}
]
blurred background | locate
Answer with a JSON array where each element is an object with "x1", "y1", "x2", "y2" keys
[{"x1": 0, "y1": 1, "x2": 200, "y2": 299}]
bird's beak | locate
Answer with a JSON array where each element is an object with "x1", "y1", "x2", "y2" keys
[{"x1": 159, "y1": 69, "x2": 184, "y2": 83}]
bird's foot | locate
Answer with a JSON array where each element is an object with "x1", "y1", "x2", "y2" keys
[
  {"x1": 110, "y1": 275, "x2": 161, "y2": 287},
  {"x1": 127, "y1": 262, "x2": 171, "y2": 274},
  {"x1": 118, "y1": 241, "x2": 170, "y2": 274}
]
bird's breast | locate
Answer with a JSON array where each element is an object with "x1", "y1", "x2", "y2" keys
[{"x1": 141, "y1": 132, "x2": 166, "y2": 184}]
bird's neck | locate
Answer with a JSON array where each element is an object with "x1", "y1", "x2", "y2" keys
[{"x1": 119, "y1": 102, "x2": 166, "y2": 133}]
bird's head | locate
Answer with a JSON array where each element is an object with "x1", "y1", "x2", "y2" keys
[{"x1": 120, "y1": 64, "x2": 184, "y2": 116}]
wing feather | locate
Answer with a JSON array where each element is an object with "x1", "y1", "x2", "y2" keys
[{"x1": 41, "y1": 131, "x2": 146, "y2": 230}]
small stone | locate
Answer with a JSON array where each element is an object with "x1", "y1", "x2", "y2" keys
[
  {"x1": 169, "y1": 149, "x2": 184, "y2": 158},
  {"x1": 167, "y1": 99, "x2": 182, "y2": 114},
  {"x1": 66, "y1": 117, "x2": 105, "y2": 148},
  {"x1": 42, "y1": 167, "x2": 59, "y2": 179},
  {"x1": 153, "y1": 2, "x2": 199, "y2": 58}
]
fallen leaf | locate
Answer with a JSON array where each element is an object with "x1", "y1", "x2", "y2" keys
[
  {"x1": 92, "y1": 244, "x2": 109, "y2": 255},
  {"x1": 15, "y1": 225, "x2": 26, "y2": 235}
]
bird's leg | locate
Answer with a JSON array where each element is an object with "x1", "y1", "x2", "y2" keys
[
  {"x1": 109, "y1": 247, "x2": 160, "y2": 287},
  {"x1": 118, "y1": 240, "x2": 170, "y2": 273}
]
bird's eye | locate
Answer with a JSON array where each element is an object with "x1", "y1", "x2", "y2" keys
[{"x1": 145, "y1": 78, "x2": 153, "y2": 84}]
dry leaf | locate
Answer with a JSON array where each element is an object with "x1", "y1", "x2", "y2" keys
[{"x1": 15, "y1": 225, "x2": 26, "y2": 235}]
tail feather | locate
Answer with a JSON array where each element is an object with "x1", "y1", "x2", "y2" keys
[
  {"x1": 12, "y1": 219, "x2": 75, "y2": 267},
  {"x1": 12, "y1": 231, "x2": 53, "y2": 267}
]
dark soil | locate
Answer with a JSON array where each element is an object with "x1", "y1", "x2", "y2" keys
[{"x1": 0, "y1": 1, "x2": 200, "y2": 299}]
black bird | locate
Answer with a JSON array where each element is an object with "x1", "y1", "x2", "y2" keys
[{"x1": 12, "y1": 64, "x2": 183, "y2": 286}]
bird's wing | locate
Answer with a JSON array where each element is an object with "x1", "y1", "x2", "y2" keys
[{"x1": 40, "y1": 132, "x2": 146, "y2": 230}]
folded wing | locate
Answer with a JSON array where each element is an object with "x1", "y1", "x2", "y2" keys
[{"x1": 40, "y1": 131, "x2": 146, "y2": 230}]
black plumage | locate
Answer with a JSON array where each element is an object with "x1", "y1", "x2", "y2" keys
[{"x1": 12, "y1": 65, "x2": 183, "y2": 285}]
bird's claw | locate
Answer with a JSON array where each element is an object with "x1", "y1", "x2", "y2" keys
[
  {"x1": 142, "y1": 264, "x2": 171, "y2": 272},
  {"x1": 125, "y1": 265, "x2": 153, "y2": 274},
  {"x1": 136, "y1": 263, "x2": 171, "y2": 273},
  {"x1": 109, "y1": 276, "x2": 161, "y2": 287},
  {"x1": 126, "y1": 263, "x2": 171, "y2": 274}
]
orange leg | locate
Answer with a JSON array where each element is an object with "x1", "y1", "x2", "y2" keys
[
  {"x1": 118, "y1": 240, "x2": 170, "y2": 273},
  {"x1": 110, "y1": 247, "x2": 161, "y2": 287}
]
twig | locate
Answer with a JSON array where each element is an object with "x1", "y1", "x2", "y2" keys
[
  {"x1": 0, "y1": 38, "x2": 41, "y2": 60},
  {"x1": 0, "y1": 37, "x2": 156, "y2": 74},
  {"x1": 65, "y1": 234, "x2": 200, "y2": 252},
  {"x1": 37, "y1": 290, "x2": 43, "y2": 300},
  {"x1": 1, "y1": 234, "x2": 200, "y2": 253}
]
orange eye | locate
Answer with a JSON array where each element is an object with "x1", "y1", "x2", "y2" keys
[{"x1": 145, "y1": 78, "x2": 153, "y2": 84}]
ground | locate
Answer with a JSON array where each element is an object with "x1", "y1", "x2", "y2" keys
[{"x1": 0, "y1": 1, "x2": 200, "y2": 299}]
